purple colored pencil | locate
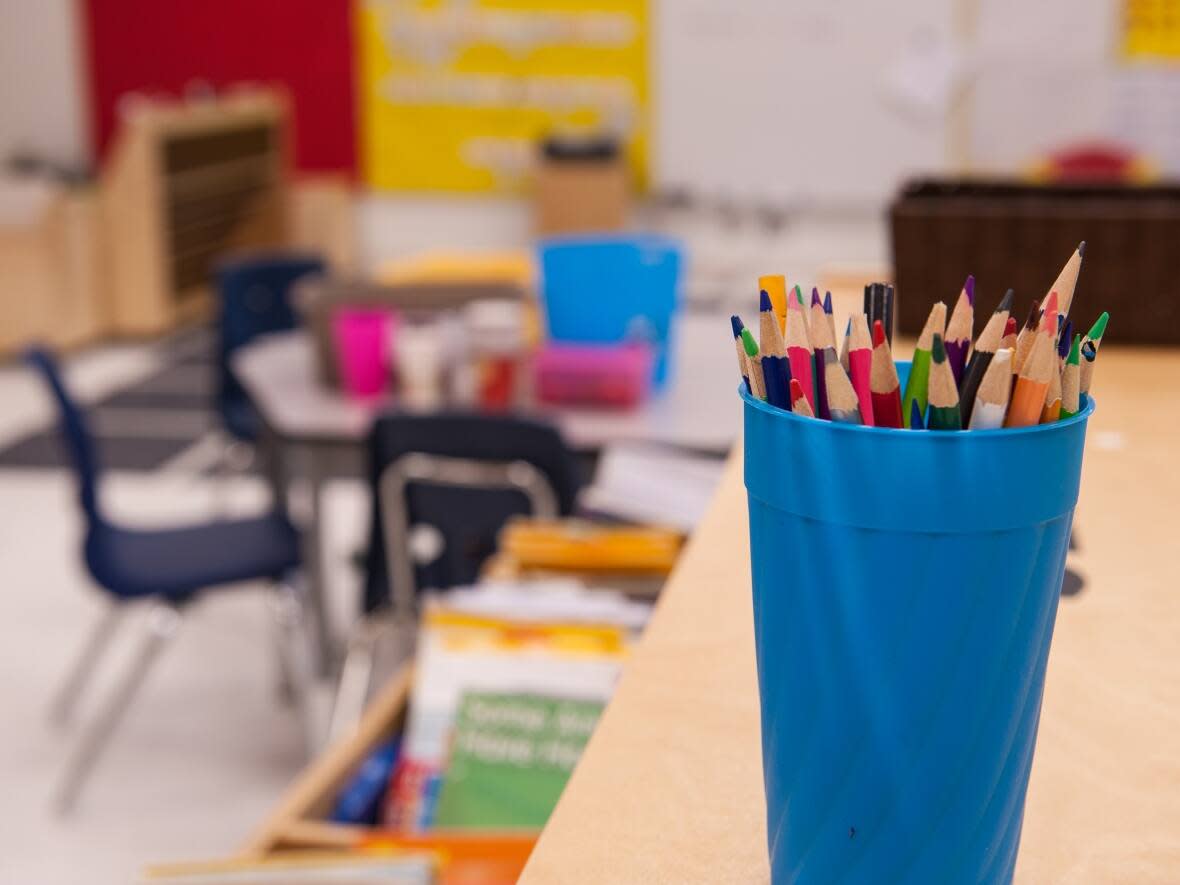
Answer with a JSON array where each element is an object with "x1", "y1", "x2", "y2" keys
[{"x1": 945, "y1": 274, "x2": 975, "y2": 387}]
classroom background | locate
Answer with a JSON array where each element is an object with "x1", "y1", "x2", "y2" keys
[{"x1": 1, "y1": 1, "x2": 1177, "y2": 883}]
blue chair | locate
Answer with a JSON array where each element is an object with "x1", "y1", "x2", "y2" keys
[
  {"x1": 24, "y1": 348, "x2": 304, "y2": 812},
  {"x1": 538, "y1": 234, "x2": 682, "y2": 387},
  {"x1": 216, "y1": 252, "x2": 325, "y2": 442}
]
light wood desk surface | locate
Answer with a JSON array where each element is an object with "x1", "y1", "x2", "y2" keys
[{"x1": 522, "y1": 346, "x2": 1180, "y2": 883}]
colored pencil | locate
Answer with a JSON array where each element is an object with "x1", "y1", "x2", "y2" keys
[
  {"x1": 1005, "y1": 330, "x2": 1055, "y2": 427},
  {"x1": 1040, "y1": 290, "x2": 1059, "y2": 341},
  {"x1": 1079, "y1": 311, "x2": 1109, "y2": 395},
  {"x1": 823, "y1": 290, "x2": 836, "y2": 345},
  {"x1": 809, "y1": 288, "x2": 834, "y2": 419},
  {"x1": 901, "y1": 301, "x2": 946, "y2": 428},
  {"x1": 1013, "y1": 298, "x2": 1041, "y2": 376},
  {"x1": 731, "y1": 316, "x2": 751, "y2": 394},
  {"x1": 927, "y1": 333, "x2": 962, "y2": 430},
  {"x1": 759, "y1": 274, "x2": 788, "y2": 335},
  {"x1": 999, "y1": 315, "x2": 1018, "y2": 355},
  {"x1": 1040, "y1": 356, "x2": 1062, "y2": 423},
  {"x1": 1056, "y1": 318, "x2": 1073, "y2": 367},
  {"x1": 959, "y1": 288, "x2": 1013, "y2": 426},
  {"x1": 789, "y1": 377, "x2": 814, "y2": 418},
  {"x1": 1080, "y1": 339, "x2": 1098, "y2": 397},
  {"x1": 839, "y1": 317, "x2": 852, "y2": 373},
  {"x1": 759, "y1": 290, "x2": 792, "y2": 409},
  {"x1": 822, "y1": 347, "x2": 861, "y2": 424},
  {"x1": 1060, "y1": 334, "x2": 1081, "y2": 419},
  {"x1": 869, "y1": 319, "x2": 903, "y2": 428},
  {"x1": 1046, "y1": 241, "x2": 1085, "y2": 318},
  {"x1": 740, "y1": 328, "x2": 766, "y2": 401},
  {"x1": 883, "y1": 283, "x2": 895, "y2": 345},
  {"x1": 909, "y1": 398, "x2": 925, "y2": 430},
  {"x1": 945, "y1": 275, "x2": 975, "y2": 387},
  {"x1": 968, "y1": 347, "x2": 1014, "y2": 430},
  {"x1": 785, "y1": 286, "x2": 816, "y2": 412},
  {"x1": 848, "y1": 313, "x2": 875, "y2": 426}
]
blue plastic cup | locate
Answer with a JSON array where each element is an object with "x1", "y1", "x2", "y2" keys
[
  {"x1": 743, "y1": 363, "x2": 1093, "y2": 885},
  {"x1": 538, "y1": 234, "x2": 682, "y2": 388}
]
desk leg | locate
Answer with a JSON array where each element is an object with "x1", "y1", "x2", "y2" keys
[{"x1": 302, "y1": 449, "x2": 337, "y2": 678}]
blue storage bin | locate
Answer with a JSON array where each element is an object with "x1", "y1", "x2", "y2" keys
[
  {"x1": 538, "y1": 234, "x2": 682, "y2": 388},
  {"x1": 743, "y1": 363, "x2": 1094, "y2": 884}
]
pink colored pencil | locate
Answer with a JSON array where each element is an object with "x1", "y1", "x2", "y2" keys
[
  {"x1": 847, "y1": 313, "x2": 875, "y2": 426},
  {"x1": 785, "y1": 285, "x2": 816, "y2": 412}
]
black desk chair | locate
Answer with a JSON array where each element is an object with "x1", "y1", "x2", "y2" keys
[{"x1": 329, "y1": 413, "x2": 580, "y2": 737}]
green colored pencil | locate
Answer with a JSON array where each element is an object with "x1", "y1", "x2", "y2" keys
[
  {"x1": 901, "y1": 301, "x2": 946, "y2": 428},
  {"x1": 927, "y1": 333, "x2": 962, "y2": 430},
  {"x1": 1060, "y1": 334, "x2": 1082, "y2": 419}
]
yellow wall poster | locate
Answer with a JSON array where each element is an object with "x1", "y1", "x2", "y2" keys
[
  {"x1": 357, "y1": 0, "x2": 649, "y2": 193},
  {"x1": 1123, "y1": 0, "x2": 1180, "y2": 59}
]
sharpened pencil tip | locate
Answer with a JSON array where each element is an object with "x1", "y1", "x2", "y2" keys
[
  {"x1": 730, "y1": 315, "x2": 744, "y2": 338},
  {"x1": 964, "y1": 274, "x2": 975, "y2": 305},
  {"x1": 931, "y1": 332, "x2": 947, "y2": 362},
  {"x1": 1088, "y1": 310, "x2": 1109, "y2": 340},
  {"x1": 823, "y1": 291, "x2": 833, "y2": 314},
  {"x1": 811, "y1": 286, "x2": 822, "y2": 307},
  {"x1": 1058, "y1": 320, "x2": 1073, "y2": 358},
  {"x1": 741, "y1": 328, "x2": 759, "y2": 357},
  {"x1": 1024, "y1": 299, "x2": 1041, "y2": 329},
  {"x1": 872, "y1": 319, "x2": 887, "y2": 348},
  {"x1": 997, "y1": 288, "x2": 1014, "y2": 312},
  {"x1": 1078, "y1": 240, "x2": 1086, "y2": 257},
  {"x1": 760, "y1": 289, "x2": 772, "y2": 312}
]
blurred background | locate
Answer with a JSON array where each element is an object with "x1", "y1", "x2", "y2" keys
[{"x1": 0, "y1": 1, "x2": 1174, "y2": 882}]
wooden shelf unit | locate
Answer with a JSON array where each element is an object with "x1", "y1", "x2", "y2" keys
[{"x1": 102, "y1": 91, "x2": 290, "y2": 336}]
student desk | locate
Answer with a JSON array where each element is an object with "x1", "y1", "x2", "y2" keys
[
  {"x1": 521, "y1": 346, "x2": 1180, "y2": 883},
  {"x1": 230, "y1": 312, "x2": 738, "y2": 670}
]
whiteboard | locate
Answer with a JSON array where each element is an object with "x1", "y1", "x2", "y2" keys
[{"x1": 651, "y1": 0, "x2": 956, "y2": 206}]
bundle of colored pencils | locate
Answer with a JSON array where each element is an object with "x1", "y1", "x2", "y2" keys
[{"x1": 729, "y1": 246, "x2": 1109, "y2": 431}]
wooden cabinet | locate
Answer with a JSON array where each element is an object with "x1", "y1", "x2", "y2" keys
[{"x1": 102, "y1": 91, "x2": 290, "y2": 335}]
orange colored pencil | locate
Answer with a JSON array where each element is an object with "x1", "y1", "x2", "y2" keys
[{"x1": 1005, "y1": 330, "x2": 1055, "y2": 427}]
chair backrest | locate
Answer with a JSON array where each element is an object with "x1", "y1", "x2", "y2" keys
[
  {"x1": 538, "y1": 233, "x2": 682, "y2": 386},
  {"x1": 362, "y1": 413, "x2": 581, "y2": 615},
  {"x1": 23, "y1": 348, "x2": 102, "y2": 522},
  {"x1": 215, "y1": 251, "x2": 325, "y2": 437}
]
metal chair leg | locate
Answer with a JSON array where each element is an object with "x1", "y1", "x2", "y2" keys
[
  {"x1": 327, "y1": 612, "x2": 415, "y2": 745},
  {"x1": 269, "y1": 581, "x2": 317, "y2": 756},
  {"x1": 53, "y1": 603, "x2": 181, "y2": 815},
  {"x1": 326, "y1": 617, "x2": 383, "y2": 745},
  {"x1": 48, "y1": 604, "x2": 125, "y2": 728}
]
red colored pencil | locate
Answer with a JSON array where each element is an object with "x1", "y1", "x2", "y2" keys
[
  {"x1": 870, "y1": 319, "x2": 903, "y2": 428},
  {"x1": 847, "y1": 313, "x2": 875, "y2": 426},
  {"x1": 785, "y1": 285, "x2": 815, "y2": 412},
  {"x1": 789, "y1": 377, "x2": 815, "y2": 418}
]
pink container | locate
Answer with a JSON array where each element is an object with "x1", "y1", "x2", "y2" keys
[
  {"x1": 534, "y1": 342, "x2": 652, "y2": 408},
  {"x1": 333, "y1": 308, "x2": 396, "y2": 398}
]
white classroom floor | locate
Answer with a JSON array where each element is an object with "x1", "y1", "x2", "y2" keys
[{"x1": 0, "y1": 343, "x2": 366, "y2": 884}]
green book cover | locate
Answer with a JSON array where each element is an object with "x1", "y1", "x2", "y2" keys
[{"x1": 432, "y1": 691, "x2": 604, "y2": 830}]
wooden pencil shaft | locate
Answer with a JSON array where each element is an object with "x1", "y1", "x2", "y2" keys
[
  {"x1": 1005, "y1": 334, "x2": 1054, "y2": 427},
  {"x1": 968, "y1": 348, "x2": 1014, "y2": 429}
]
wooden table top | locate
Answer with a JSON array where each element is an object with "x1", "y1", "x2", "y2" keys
[{"x1": 521, "y1": 345, "x2": 1180, "y2": 883}]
